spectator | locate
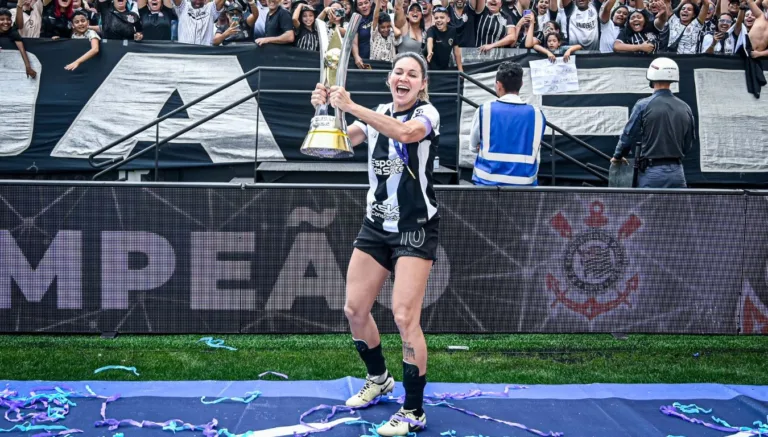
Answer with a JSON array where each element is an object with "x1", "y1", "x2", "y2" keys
[
  {"x1": 97, "y1": 0, "x2": 143, "y2": 40},
  {"x1": 280, "y1": 0, "x2": 289, "y2": 9},
  {"x1": 71, "y1": 0, "x2": 99, "y2": 29},
  {"x1": 352, "y1": 0, "x2": 374, "y2": 67},
  {"x1": 613, "y1": 7, "x2": 666, "y2": 53},
  {"x1": 525, "y1": 15, "x2": 581, "y2": 59},
  {"x1": 138, "y1": 0, "x2": 176, "y2": 40},
  {"x1": 426, "y1": 6, "x2": 462, "y2": 70},
  {"x1": 252, "y1": 0, "x2": 269, "y2": 37},
  {"x1": 41, "y1": 0, "x2": 73, "y2": 38},
  {"x1": 534, "y1": 0, "x2": 549, "y2": 29},
  {"x1": 293, "y1": 1, "x2": 318, "y2": 50},
  {"x1": 446, "y1": 0, "x2": 478, "y2": 47},
  {"x1": 700, "y1": 11, "x2": 741, "y2": 53},
  {"x1": 256, "y1": 0, "x2": 294, "y2": 45},
  {"x1": 11, "y1": 0, "x2": 43, "y2": 37},
  {"x1": 475, "y1": 0, "x2": 517, "y2": 50},
  {"x1": 522, "y1": 16, "x2": 561, "y2": 46},
  {"x1": 468, "y1": 61, "x2": 545, "y2": 186},
  {"x1": 666, "y1": 0, "x2": 710, "y2": 54},
  {"x1": 599, "y1": 0, "x2": 628, "y2": 53},
  {"x1": 550, "y1": 0, "x2": 601, "y2": 51},
  {"x1": 316, "y1": 1, "x2": 346, "y2": 38},
  {"x1": 0, "y1": 7, "x2": 37, "y2": 78},
  {"x1": 214, "y1": 2, "x2": 256, "y2": 44},
  {"x1": 370, "y1": 0, "x2": 399, "y2": 60},
  {"x1": 340, "y1": 0, "x2": 352, "y2": 25},
  {"x1": 65, "y1": 10, "x2": 99, "y2": 70},
  {"x1": 742, "y1": 0, "x2": 768, "y2": 58},
  {"x1": 173, "y1": 0, "x2": 226, "y2": 45},
  {"x1": 396, "y1": 1, "x2": 426, "y2": 54}
]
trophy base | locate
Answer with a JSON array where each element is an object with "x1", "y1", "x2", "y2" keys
[{"x1": 300, "y1": 122, "x2": 354, "y2": 159}]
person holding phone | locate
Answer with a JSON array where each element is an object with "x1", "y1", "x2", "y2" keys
[{"x1": 214, "y1": 2, "x2": 256, "y2": 45}]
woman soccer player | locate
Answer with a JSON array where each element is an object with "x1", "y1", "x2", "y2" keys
[{"x1": 310, "y1": 52, "x2": 440, "y2": 436}]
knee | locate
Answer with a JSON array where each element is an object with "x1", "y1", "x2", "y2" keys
[
  {"x1": 344, "y1": 304, "x2": 367, "y2": 326},
  {"x1": 393, "y1": 307, "x2": 419, "y2": 334}
]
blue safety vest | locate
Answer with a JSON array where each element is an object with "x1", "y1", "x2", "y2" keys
[{"x1": 472, "y1": 100, "x2": 546, "y2": 186}]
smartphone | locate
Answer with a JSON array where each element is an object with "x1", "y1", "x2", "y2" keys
[
  {"x1": 362, "y1": 63, "x2": 372, "y2": 69},
  {"x1": 523, "y1": 9, "x2": 531, "y2": 15}
]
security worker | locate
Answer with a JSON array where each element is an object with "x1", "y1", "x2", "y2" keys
[
  {"x1": 468, "y1": 61, "x2": 546, "y2": 186},
  {"x1": 611, "y1": 57, "x2": 695, "y2": 188}
]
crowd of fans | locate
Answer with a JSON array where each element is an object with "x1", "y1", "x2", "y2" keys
[{"x1": 1, "y1": 0, "x2": 767, "y2": 77}]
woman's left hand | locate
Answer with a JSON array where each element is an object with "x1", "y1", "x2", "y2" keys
[{"x1": 329, "y1": 86, "x2": 354, "y2": 112}]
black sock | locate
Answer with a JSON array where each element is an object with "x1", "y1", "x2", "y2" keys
[
  {"x1": 354, "y1": 339, "x2": 387, "y2": 377},
  {"x1": 402, "y1": 361, "x2": 426, "y2": 416}
]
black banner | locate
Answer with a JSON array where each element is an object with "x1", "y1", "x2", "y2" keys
[
  {"x1": 1, "y1": 181, "x2": 764, "y2": 334},
  {"x1": 0, "y1": 39, "x2": 766, "y2": 186}
]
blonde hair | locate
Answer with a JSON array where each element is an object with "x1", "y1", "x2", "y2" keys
[{"x1": 391, "y1": 52, "x2": 430, "y2": 102}]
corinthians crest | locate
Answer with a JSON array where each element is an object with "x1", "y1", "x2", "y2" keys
[{"x1": 546, "y1": 201, "x2": 642, "y2": 320}]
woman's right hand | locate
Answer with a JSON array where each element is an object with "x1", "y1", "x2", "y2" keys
[{"x1": 311, "y1": 83, "x2": 328, "y2": 108}]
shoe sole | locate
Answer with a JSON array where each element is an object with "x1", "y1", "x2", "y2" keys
[{"x1": 345, "y1": 377, "x2": 395, "y2": 408}]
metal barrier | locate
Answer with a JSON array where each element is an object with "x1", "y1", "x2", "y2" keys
[{"x1": 88, "y1": 67, "x2": 609, "y2": 184}]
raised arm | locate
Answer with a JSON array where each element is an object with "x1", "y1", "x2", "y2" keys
[
  {"x1": 214, "y1": 0, "x2": 226, "y2": 12},
  {"x1": 600, "y1": 0, "x2": 617, "y2": 23},
  {"x1": 15, "y1": 1, "x2": 23, "y2": 30},
  {"x1": 696, "y1": 0, "x2": 710, "y2": 23},
  {"x1": 293, "y1": 3, "x2": 302, "y2": 28},
  {"x1": 246, "y1": 0, "x2": 258, "y2": 25},
  {"x1": 372, "y1": 0, "x2": 381, "y2": 31},
  {"x1": 394, "y1": 0, "x2": 406, "y2": 32},
  {"x1": 745, "y1": 0, "x2": 762, "y2": 19}
]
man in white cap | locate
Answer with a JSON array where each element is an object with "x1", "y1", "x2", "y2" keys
[{"x1": 611, "y1": 57, "x2": 695, "y2": 189}]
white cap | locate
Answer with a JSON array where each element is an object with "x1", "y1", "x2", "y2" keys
[{"x1": 646, "y1": 57, "x2": 680, "y2": 83}]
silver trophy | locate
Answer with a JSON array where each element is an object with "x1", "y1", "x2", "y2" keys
[{"x1": 300, "y1": 13, "x2": 363, "y2": 158}]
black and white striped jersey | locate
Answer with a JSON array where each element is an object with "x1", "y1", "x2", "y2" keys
[{"x1": 351, "y1": 101, "x2": 441, "y2": 233}]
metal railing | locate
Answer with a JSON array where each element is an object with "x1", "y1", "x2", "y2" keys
[{"x1": 89, "y1": 66, "x2": 609, "y2": 184}]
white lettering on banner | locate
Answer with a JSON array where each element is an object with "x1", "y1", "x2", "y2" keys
[
  {"x1": 694, "y1": 69, "x2": 768, "y2": 173},
  {"x1": 0, "y1": 231, "x2": 81, "y2": 309},
  {"x1": 459, "y1": 67, "x2": 679, "y2": 168},
  {"x1": 0, "y1": 51, "x2": 42, "y2": 157},
  {"x1": 190, "y1": 232, "x2": 255, "y2": 310},
  {"x1": 266, "y1": 233, "x2": 346, "y2": 311},
  {"x1": 51, "y1": 53, "x2": 284, "y2": 163},
  {"x1": 101, "y1": 231, "x2": 176, "y2": 310},
  {"x1": 530, "y1": 57, "x2": 580, "y2": 95}
]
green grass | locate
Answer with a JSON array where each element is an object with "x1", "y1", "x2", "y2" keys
[{"x1": 0, "y1": 334, "x2": 766, "y2": 384}]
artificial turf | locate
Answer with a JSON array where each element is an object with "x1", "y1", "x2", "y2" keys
[{"x1": 0, "y1": 334, "x2": 766, "y2": 384}]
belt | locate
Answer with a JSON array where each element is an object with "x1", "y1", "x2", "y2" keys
[{"x1": 645, "y1": 158, "x2": 682, "y2": 167}]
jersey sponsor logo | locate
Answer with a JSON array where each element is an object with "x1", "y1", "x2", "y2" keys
[
  {"x1": 370, "y1": 203, "x2": 400, "y2": 221},
  {"x1": 400, "y1": 227, "x2": 426, "y2": 248},
  {"x1": 546, "y1": 201, "x2": 642, "y2": 320},
  {"x1": 372, "y1": 157, "x2": 405, "y2": 176}
]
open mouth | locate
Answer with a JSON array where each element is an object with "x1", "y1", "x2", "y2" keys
[{"x1": 395, "y1": 84, "x2": 410, "y2": 97}]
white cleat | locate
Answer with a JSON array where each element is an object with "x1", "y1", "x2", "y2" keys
[
  {"x1": 345, "y1": 373, "x2": 395, "y2": 407},
  {"x1": 376, "y1": 407, "x2": 427, "y2": 436}
]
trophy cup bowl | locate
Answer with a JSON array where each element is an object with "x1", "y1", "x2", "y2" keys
[{"x1": 300, "y1": 13, "x2": 363, "y2": 159}]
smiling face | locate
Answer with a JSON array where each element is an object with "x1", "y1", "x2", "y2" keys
[
  {"x1": 629, "y1": 10, "x2": 646, "y2": 31},
  {"x1": 72, "y1": 13, "x2": 89, "y2": 32},
  {"x1": 113, "y1": 0, "x2": 126, "y2": 12},
  {"x1": 408, "y1": 4, "x2": 422, "y2": 23},
  {"x1": 486, "y1": 0, "x2": 500, "y2": 13},
  {"x1": 301, "y1": 9, "x2": 315, "y2": 26},
  {"x1": 679, "y1": 3, "x2": 695, "y2": 23},
  {"x1": 433, "y1": 9, "x2": 447, "y2": 28},
  {"x1": 0, "y1": 14, "x2": 11, "y2": 33},
  {"x1": 58, "y1": 0, "x2": 72, "y2": 9},
  {"x1": 537, "y1": 0, "x2": 547, "y2": 14},
  {"x1": 718, "y1": 13, "x2": 733, "y2": 31},
  {"x1": 612, "y1": 7, "x2": 628, "y2": 26},
  {"x1": 148, "y1": 0, "x2": 162, "y2": 11},
  {"x1": 388, "y1": 56, "x2": 426, "y2": 109}
]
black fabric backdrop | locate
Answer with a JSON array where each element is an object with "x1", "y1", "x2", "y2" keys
[
  {"x1": 0, "y1": 39, "x2": 766, "y2": 186},
  {"x1": 0, "y1": 181, "x2": 764, "y2": 334}
]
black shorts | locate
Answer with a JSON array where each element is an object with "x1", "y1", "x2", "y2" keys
[{"x1": 353, "y1": 218, "x2": 439, "y2": 272}]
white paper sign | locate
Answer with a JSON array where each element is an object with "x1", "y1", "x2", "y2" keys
[{"x1": 529, "y1": 57, "x2": 579, "y2": 95}]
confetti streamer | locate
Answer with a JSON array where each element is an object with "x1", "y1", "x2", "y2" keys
[
  {"x1": 200, "y1": 391, "x2": 261, "y2": 405},
  {"x1": 258, "y1": 372, "x2": 288, "y2": 380},
  {"x1": 94, "y1": 366, "x2": 140, "y2": 377},
  {"x1": 660, "y1": 404, "x2": 768, "y2": 436},
  {"x1": 198, "y1": 337, "x2": 237, "y2": 351}
]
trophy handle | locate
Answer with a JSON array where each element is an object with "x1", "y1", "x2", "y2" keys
[{"x1": 333, "y1": 13, "x2": 362, "y2": 129}]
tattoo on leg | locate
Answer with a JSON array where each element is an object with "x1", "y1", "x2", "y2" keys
[{"x1": 403, "y1": 342, "x2": 416, "y2": 361}]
